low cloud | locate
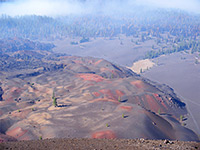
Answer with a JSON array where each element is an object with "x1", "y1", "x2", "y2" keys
[
  {"x1": 137, "y1": 0, "x2": 200, "y2": 13},
  {"x1": 0, "y1": 0, "x2": 199, "y2": 17},
  {"x1": 0, "y1": 0, "x2": 85, "y2": 16}
]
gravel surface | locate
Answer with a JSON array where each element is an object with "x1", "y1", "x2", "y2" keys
[{"x1": 0, "y1": 138, "x2": 199, "y2": 150}]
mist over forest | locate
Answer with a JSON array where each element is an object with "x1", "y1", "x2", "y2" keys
[
  {"x1": 0, "y1": 0, "x2": 200, "y2": 16},
  {"x1": 0, "y1": 0, "x2": 200, "y2": 59}
]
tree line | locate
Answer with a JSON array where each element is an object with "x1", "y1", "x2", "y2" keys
[{"x1": 0, "y1": 9, "x2": 199, "y2": 40}]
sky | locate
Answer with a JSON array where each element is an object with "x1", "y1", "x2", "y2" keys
[{"x1": 0, "y1": 0, "x2": 200, "y2": 16}]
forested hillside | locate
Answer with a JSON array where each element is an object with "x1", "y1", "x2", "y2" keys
[
  {"x1": 1, "y1": 10, "x2": 199, "y2": 39},
  {"x1": 0, "y1": 9, "x2": 200, "y2": 58}
]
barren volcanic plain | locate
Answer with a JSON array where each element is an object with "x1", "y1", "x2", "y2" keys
[
  {"x1": 143, "y1": 52, "x2": 200, "y2": 135},
  {"x1": 0, "y1": 39, "x2": 199, "y2": 144}
]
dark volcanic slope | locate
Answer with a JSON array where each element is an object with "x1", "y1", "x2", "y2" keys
[
  {"x1": 0, "y1": 38, "x2": 55, "y2": 53},
  {"x1": 0, "y1": 40, "x2": 199, "y2": 142}
]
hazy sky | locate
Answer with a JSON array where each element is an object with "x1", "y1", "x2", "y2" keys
[{"x1": 0, "y1": 0, "x2": 200, "y2": 16}]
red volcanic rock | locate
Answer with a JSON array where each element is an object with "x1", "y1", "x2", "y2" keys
[
  {"x1": 100, "y1": 68, "x2": 118, "y2": 76},
  {"x1": 94, "y1": 59, "x2": 103, "y2": 66},
  {"x1": 87, "y1": 60, "x2": 94, "y2": 64},
  {"x1": 161, "y1": 102, "x2": 168, "y2": 110},
  {"x1": 60, "y1": 56, "x2": 69, "y2": 59},
  {"x1": 99, "y1": 89, "x2": 116, "y2": 100},
  {"x1": 111, "y1": 70, "x2": 118, "y2": 77},
  {"x1": 131, "y1": 80, "x2": 145, "y2": 89},
  {"x1": 93, "y1": 92, "x2": 101, "y2": 97},
  {"x1": 92, "y1": 130, "x2": 116, "y2": 139},
  {"x1": 119, "y1": 106, "x2": 133, "y2": 112},
  {"x1": 6, "y1": 127, "x2": 28, "y2": 139},
  {"x1": 87, "y1": 83, "x2": 95, "y2": 86},
  {"x1": 90, "y1": 98, "x2": 120, "y2": 104},
  {"x1": 12, "y1": 109, "x2": 31, "y2": 119},
  {"x1": 50, "y1": 81, "x2": 56, "y2": 85},
  {"x1": 78, "y1": 74, "x2": 104, "y2": 82},
  {"x1": 153, "y1": 93, "x2": 159, "y2": 97},
  {"x1": 100, "y1": 67, "x2": 111, "y2": 72},
  {"x1": 153, "y1": 93, "x2": 162, "y2": 102},
  {"x1": 145, "y1": 95, "x2": 160, "y2": 112},
  {"x1": 134, "y1": 96, "x2": 140, "y2": 104},
  {"x1": 73, "y1": 60, "x2": 83, "y2": 64},
  {"x1": 153, "y1": 94, "x2": 168, "y2": 110},
  {"x1": 115, "y1": 90, "x2": 124, "y2": 97}
]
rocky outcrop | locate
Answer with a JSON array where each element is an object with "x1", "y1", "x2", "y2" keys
[{"x1": 0, "y1": 38, "x2": 55, "y2": 53}]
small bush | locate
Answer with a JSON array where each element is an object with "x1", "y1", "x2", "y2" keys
[
  {"x1": 122, "y1": 113, "x2": 125, "y2": 118},
  {"x1": 53, "y1": 97, "x2": 57, "y2": 107},
  {"x1": 158, "y1": 109, "x2": 161, "y2": 115},
  {"x1": 39, "y1": 136, "x2": 42, "y2": 140},
  {"x1": 180, "y1": 115, "x2": 183, "y2": 121},
  {"x1": 118, "y1": 96, "x2": 121, "y2": 102}
]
